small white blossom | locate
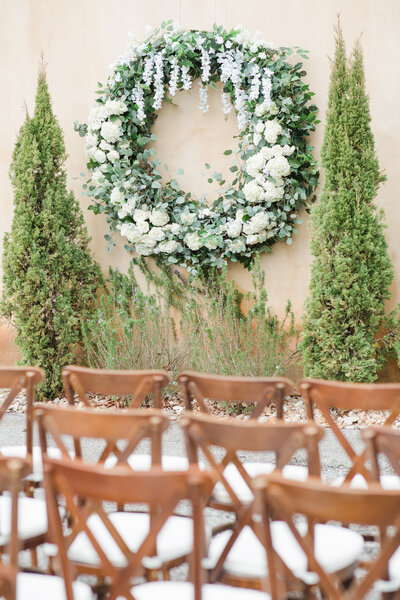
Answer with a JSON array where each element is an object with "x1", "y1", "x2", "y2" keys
[
  {"x1": 150, "y1": 210, "x2": 169, "y2": 226},
  {"x1": 93, "y1": 148, "x2": 106, "y2": 163},
  {"x1": 107, "y1": 149, "x2": 120, "y2": 163},
  {"x1": 180, "y1": 212, "x2": 196, "y2": 225},
  {"x1": 198, "y1": 83, "x2": 209, "y2": 114},
  {"x1": 133, "y1": 209, "x2": 150, "y2": 222},
  {"x1": 181, "y1": 65, "x2": 192, "y2": 90},
  {"x1": 110, "y1": 187, "x2": 124, "y2": 205},
  {"x1": 226, "y1": 220, "x2": 242, "y2": 238},
  {"x1": 158, "y1": 240, "x2": 179, "y2": 253},
  {"x1": 184, "y1": 232, "x2": 203, "y2": 250},
  {"x1": 264, "y1": 119, "x2": 283, "y2": 144},
  {"x1": 147, "y1": 227, "x2": 165, "y2": 242},
  {"x1": 101, "y1": 119, "x2": 123, "y2": 143},
  {"x1": 227, "y1": 238, "x2": 246, "y2": 253}
]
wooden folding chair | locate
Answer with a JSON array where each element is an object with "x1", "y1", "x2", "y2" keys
[
  {"x1": 0, "y1": 367, "x2": 44, "y2": 483},
  {"x1": 178, "y1": 371, "x2": 294, "y2": 419},
  {"x1": 299, "y1": 378, "x2": 400, "y2": 485},
  {"x1": 62, "y1": 365, "x2": 170, "y2": 409},
  {"x1": 254, "y1": 473, "x2": 400, "y2": 599},
  {"x1": 0, "y1": 456, "x2": 93, "y2": 600},
  {"x1": 362, "y1": 425, "x2": 400, "y2": 488},
  {"x1": 36, "y1": 404, "x2": 191, "y2": 582},
  {"x1": 180, "y1": 412, "x2": 322, "y2": 589},
  {"x1": 44, "y1": 458, "x2": 268, "y2": 600}
]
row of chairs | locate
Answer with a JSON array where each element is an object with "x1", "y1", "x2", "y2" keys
[{"x1": 0, "y1": 365, "x2": 400, "y2": 599}]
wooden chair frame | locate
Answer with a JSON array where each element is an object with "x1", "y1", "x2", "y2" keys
[
  {"x1": 180, "y1": 411, "x2": 322, "y2": 586},
  {"x1": 254, "y1": 473, "x2": 400, "y2": 600},
  {"x1": 36, "y1": 404, "x2": 170, "y2": 469},
  {"x1": 362, "y1": 425, "x2": 400, "y2": 482},
  {"x1": 44, "y1": 459, "x2": 211, "y2": 600},
  {"x1": 0, "y1": 366, "x2": 44, "y2": 464},
  {"x1": 299, "y1": 378, "x2": 400, "y2": 484},
  {"x1": 0, "y1": 457, "x2": 33, "y2": 600},
  {"x1": 62, "y1": 365, "x2": 169, "y2": 409},
  {"x1": 178, "y1": 371, "x2": 294, "y2": 419}
]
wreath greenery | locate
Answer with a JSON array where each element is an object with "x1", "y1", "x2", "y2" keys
[{"x1": 76, "y1": 22, "x2": 319, "y2": 274}]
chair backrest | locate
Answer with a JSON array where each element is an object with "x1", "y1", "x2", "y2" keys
[
  {"x1": 178, "y1": 371, "x2": 294, "y2": 419},
  {"x1": 0, "y1": 366, "x2": 44, "y2": 457},
  {"x1": 62, "y1": 365, "x2": 170, "y2": 409},
  {"x1": 362, "y1": 425, "x2": 400, "y2": 481},
  {"x1": 299, "y1": 378, "x2": 400, "y2": 483},
  {"x1": 181, "y1": 412, "x2": 322, "y2": 583},
  {"x1": 36, "y1": 404, "x2": 170, "y2": 466},
  {"x1": 44, "y1": 458, "x2": 211, "y2": 600},
  {"x1": 254, "y1": 473, "x2": 400, "y2": 600},
  {"x1": 0, "y1": 456, "x2": 32, "y2": 600}
]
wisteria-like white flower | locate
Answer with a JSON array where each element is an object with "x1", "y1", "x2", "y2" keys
[
  {"x1": 198, "y1": 83, "x2": 209, "y2": 114},
  {"x1": 181, "y1": 65, "x2": 192, "y2": 90},
  {"x1": 234, "y1": 84, "x2": 249, "y2": 129},
  {"x1": 199, "y1": 45, "x2": 211, "y2": 83},
  {"x1": 143, "y1": 55, "x2": 154, "y2": 87},
  {"x1": 132, "y1": 87, "x2": 146, "y2": 124},
  {"x1": 169, "y1": 57, "x2": 180, "y2": 96},
  {"x1": 221, "y1": 91, "x2": 232, "y2": 116},
  {"x1": 153, "y1": 51, "x2": 165, "y2": 110},
  {"x1": 249, "y1": 64, "x2": 261, "y2": 101}
]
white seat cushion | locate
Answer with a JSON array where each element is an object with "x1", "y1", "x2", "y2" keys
[
  {"x1": 0, "y1": 446, "x2": 73, "y2": 482},
  {"x1": 132, "y1": 581, "x2": 269, "y2": 599},
  {"x1": 16, "y1": 572, "x2": 93, "y2": 600},
  {"x1": 387, "y1": 546, "x2": 400, "y2": 591},
  {"x1": 104, "y1": 454, "x2": 189, "y2": 470},
  {"x1": 0, "y1": 495, "x2": 47, "y2": 544},
  {"x1": 206, "y1": 521, "x2": 363, "y2": 580},
  {"x1": 68, "y1": 512, "x2": 197, "y2": 567},
  {"x1": 331, "y1": 473, "x2": 400, "y2": 489},
  {"x1": 210, "y1": 462, "x2": 309, "y2": 504}
]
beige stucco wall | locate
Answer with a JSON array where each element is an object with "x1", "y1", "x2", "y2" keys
[{"x1": 1, "y1": 0, "x2": 399, "y2": 363}]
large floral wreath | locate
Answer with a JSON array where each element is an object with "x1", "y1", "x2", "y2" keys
[{"x1": 77, "y1": 22, "x2": 319, "y2": 274}]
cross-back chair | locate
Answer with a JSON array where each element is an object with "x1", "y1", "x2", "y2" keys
[
  {"x1": 44, "y1": 458, "x2": 268, "y2": 600},
  {"x1": 299, "y1": 378, "x2": 400, "y2": 485},
  {"x1": 0, "y1": 455, "x2": 93, "y2": 600},
  {"x1": 254, "y1": 472, "x2": 400, "y2": 599},
  {"x1": 362, "y1": 425, "x2": 400, "y2": 488},
  {"x1": 178, "y1": 371, "x2": 294, "y2": 419},
  {"x1": 36, "y1": 404, "x2": 192, "y2": 582},
  {"x1": 180, "y1": 412, "x2": 322, "y2": 588},
  {"x1": 62, "y1": 365, "x2": 170, "y2": 409},
  {"x1": 0, "y1": 366, "x2": 44, "y2": 482}
]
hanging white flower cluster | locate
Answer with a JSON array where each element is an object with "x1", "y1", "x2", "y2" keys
[{"x1": 79, "y1": 22, "x2": 319, "y2": 273}]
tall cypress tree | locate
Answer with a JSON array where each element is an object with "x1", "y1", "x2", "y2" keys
[
  {"x1": 301, "y1": 27, "x2": 394, "y2": 382},
  {"x1": 1, "y1": 64, "x2": 102, "y2": 398}
]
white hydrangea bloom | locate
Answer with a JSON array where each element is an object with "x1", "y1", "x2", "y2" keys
[
  {"x1": 135, "y1": 243, "x2": 155, "y2": 256},
  {"x1": 204, "y1": 236, "x2": 219, "y2": 250},
  {"x1": 262, "y1": 180, "x2": 284, "y2": 202},
  {"x1": 246, "y1": 234, "x2": 260, "y2": 245},
  {"x1": 184, "y1": 232, "x2": 202, "y2": 250},
  {"x1": 158, "y1": 240, "x2": 179, "y2": 254},
  {"x1": 150, "y1": 210, "x2": 169, "y2": 227},
  {"x1": 266, "y1": 155, "x2": 291, "y2": 179},
  {"x1": 260, "y1": 146, "x2": 275, "y2": 161},
  {"x1": 104, "y1": 99, "x2": 128, "y2": 116},
  {"x1": 85, "y1": 133, "x2": 98, "y2": 147},
  {"x1": 243, "y1": 211, "x2": 270, "y2": 234},
  {"x1": 133, "y1": 209, "x2": 150, "y2": 222},
  {"x1": 88, "y1": 105, "x2": 107, "y2": 130},
  {"x1": 282, "y1": 145, "x2": 295, "y2": 156},
  {"x1": 255, "y1": 101, "x2": 278, "y2": 117},
  {"x1": 243, "y1": 180, "x2": 266, "y2": 203},
  {"x1": 101, "y1": 119, "x2": 123, "y2": 143},
  {"x1": 180, "y1": 212, "x2": 196, "y2": 225},
  {"x1": 226, "y1": 220, "x2": 242, "y2": 238},
  {"x1": 227, "y1": 239, "x2": 246, "y2": 253},
  {"x1": 264, "y1": 119, "x2": 283, "y2": 144},
  {"x1": 147, "y1": 227, "x2": 165, "y2": 242},
  {"x1": 246, "y1": 151, "x2": 265, "y2": 177},
  {"x1": 90, "y1": 169, "x2": 105, "y2": 188},
  {"x1": 107, "y1": 149, "x2": 120, "y2": 163},
  {"x1": 120, "y1": 223, "x2": 142, "y2": 244},
  {"x1": 253, "y1": 132, "x2": 262, "y2": 146},
  {"x1": 136, "y1": 220, "x2": 150, "y2": 234},
  {"x1": 164, "y1": 223, "x2": 180, "y2": 234},
  {"x1": 93, "y1": 149, "x2": 106, "y2": 163},
  {"x1": 110, "y1": 187, "x2": 125, "y2": 205},
  {"x1": 255, "y1": 122, "x2": 264, "y2": 134},
  {"x1": 100, "y1": 140, "x2": 113, "y2": 152}
]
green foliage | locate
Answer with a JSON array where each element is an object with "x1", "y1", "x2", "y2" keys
[
  {"x1": 82, "y1": 260, "x2": 299, "y2": 393},
  {"x1": 300, "y1": 27, "x2": 394, "y2": 382},
  {"x1": 1, "y1": 65, "x2": 102, "y2": 399}
]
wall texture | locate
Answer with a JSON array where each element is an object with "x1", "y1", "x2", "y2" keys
[{"x1": 1, "y1": 0, "x2": 399, "y2": 363}]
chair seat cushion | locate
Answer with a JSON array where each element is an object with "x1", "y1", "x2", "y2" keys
[
  {"x1": 132, "y1": 581, "x2": 269, "y2": 599},
  {"x1": 388, "y1": 547, "x2": 400, "y2": 590},
  {"x1": 16, "y1": 572, "x2": 93, "y2": 600},
  {"x1": 0, "y1": 495, "x2": 47, "y2": 545},
  {"x1": 209, "y1": 462, "x2": 309, "y2": 504},
  {"x1": 331, "y1": 473, "x2": 400, "y2": 489},
  {"x1": 206, "y1": 522, "x2": 363, "y2": 580},
  {"x1": 68, "y1": 512, "x2": 198, "y2": 568},
  {"x1": 104, "y1": 454, "x2": 189, "y2": 470}
]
